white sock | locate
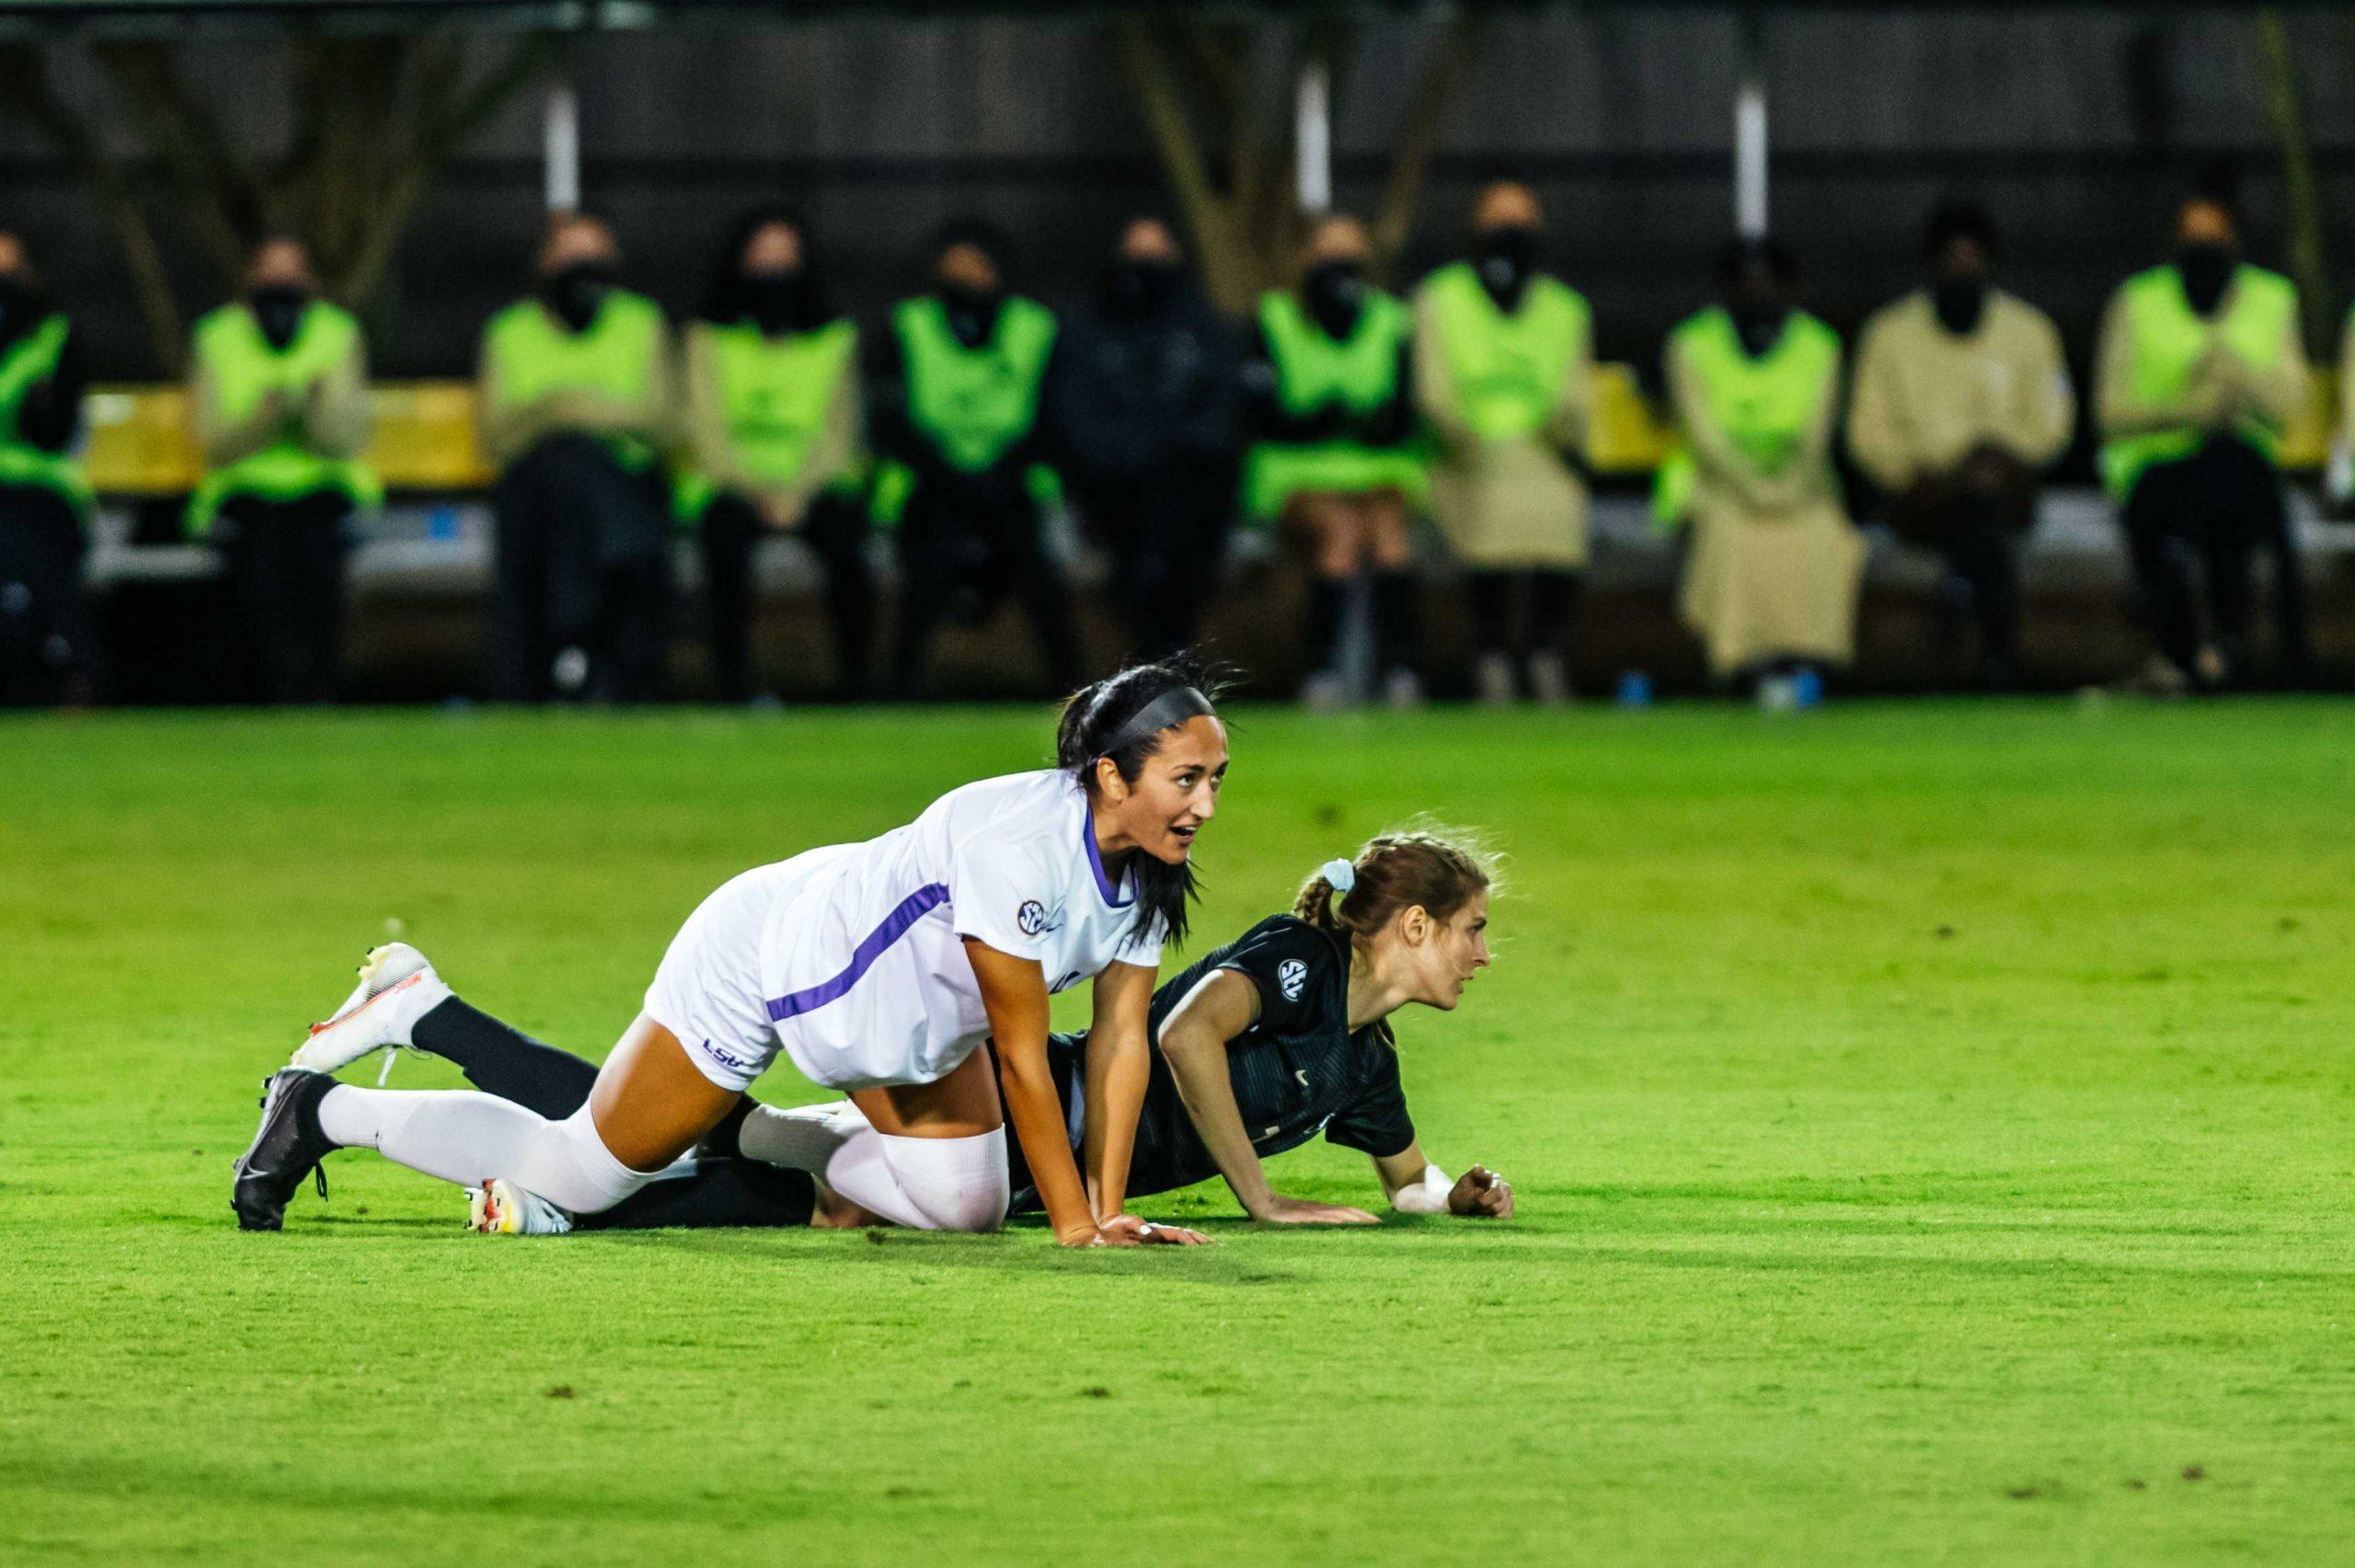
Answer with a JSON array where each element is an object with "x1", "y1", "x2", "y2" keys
[
  {"x1": 735, "y1": 1101, "x2": 862, "y2": 1171},
  {"x1": 316, "y1": 1086, "x2": 653, "y2": 1216},
  {"x1": 736, "y1": 1103, "x2": 1007, "y2": 1231},
  {"x1": 384, "y1": 974, "x2": 454, "y2": 1047}
]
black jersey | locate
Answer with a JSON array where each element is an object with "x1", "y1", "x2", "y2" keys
[{"x1": 1007, "y1": 914, "x2": 1417, "y2": 1209}]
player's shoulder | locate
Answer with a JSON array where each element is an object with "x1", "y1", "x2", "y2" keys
[
  {"x1": 931, "y1": 770, "x2": 1081, "y2": 870},
  {"x1": 1218, "y1": 913, "x2": 1342, "y2": 992}
]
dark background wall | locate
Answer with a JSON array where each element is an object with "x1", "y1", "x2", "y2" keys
[{"x1": 6, "y1": 6, "x2": 2355, "y2": 383}]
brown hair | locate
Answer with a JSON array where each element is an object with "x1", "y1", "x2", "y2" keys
[{"x1": 1292, "y1": 826, "x2": 1496, "y2": 943}]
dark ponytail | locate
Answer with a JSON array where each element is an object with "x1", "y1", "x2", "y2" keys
[{"x1": 1058, "y1": 657, "x2": 1227, "y2": 951}]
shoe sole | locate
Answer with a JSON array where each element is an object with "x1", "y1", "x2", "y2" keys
[
  {"x1": 470, "y1": 1179, "x2": 517, "y2": 1234},
  {"x1": 294, "y1": 946, "x2": 428, "y2": 1070}
]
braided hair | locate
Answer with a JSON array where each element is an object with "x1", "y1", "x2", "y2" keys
[{"x1": 1293, "y1": 824, "x2": 1497, "y2": 944}]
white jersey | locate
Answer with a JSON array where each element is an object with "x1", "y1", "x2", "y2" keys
[{"x1": 735, "y1": 769, "x2": 1160, "y2": 1092}]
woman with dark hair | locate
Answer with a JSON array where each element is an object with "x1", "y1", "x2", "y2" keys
[
  {"x1": 231, "y1": 660, "x2": 1226, "y2": 1248},
  {"x1": 678, "y1": 206, "x2": 875, "y2": 700},
  {"x1": 253, "y1": 830, "x2": 1512, "y2": 1236}
]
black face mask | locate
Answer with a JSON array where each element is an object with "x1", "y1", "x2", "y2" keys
[
  {"x1": 248, "y1": 285, "x2": 311, "y2": 352},
  {"x1": 739, "y1": 268, "x2": 821, "y2": 336},
  {"x1": 1304, "y1": 260, "x2": 1366, "y2": 339},
  {"x1": 2176, "y1": 243, "x2": 2236, "y2": 317},
  {"x1": 1931, "y1": 275, "x2": 1989, "y2": 337},
  {"x1": 1106, "y1": 258, "x2": 1183, "y2": 316},
  {"x1": 542, "y1": 262, "x2": 618, "y2": 334},
  {"x1": 1475, "y1": 226, "x2": 1543, "y2": 311},
  {"x1": 939, "y1": 283, "x2": 1004, "y2": 349},
  {"x1": 1730, "y1": 300, "x2": 1789, "y2": 358}
]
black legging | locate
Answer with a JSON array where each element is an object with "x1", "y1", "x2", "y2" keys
[
  {"x1": 408, "y1": 997, "x2": 814, "y2": 1230},
  {"x1": 1075, "y1": 470, "x2": 1232, "y2": 664},
  {"x1": 1466, "y1": 570, "x2": 1580, "y2": 660},
  {"x1": 492, "y1": 433, "x2": 674, "y2": 702},
  {"x1": 890, "y1": 480, "x2": 1081, "y2": 696},
  {"x1": 2120, "y1": 437, "x2": 2310, "y2": 687},
  {"x1": 0, "y1": 481, "x2": 92, "y2": 706},
  {"x1": 698, "y1": 489, "x2": 876, "y2": 701},
  {"x1": 213, "y1": 488, "x2": 353, "y2": 704}
]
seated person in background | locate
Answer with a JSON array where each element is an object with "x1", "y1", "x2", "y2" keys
[
  {"x1": 873, "y1": 220, "x2": 1077, "y2": 697},
  {"x1": 0, "y1": 230, "x2": 94, "y2": 707},
  {"x1": 2096, "y1": 190, "x2": 2310, "y2": 692},
  {"x1": 1050, "y1": 215, "x2": 1239, "y2": 666},
  {"x1": 1244, "y1": 213, "x2": 1425, "y2": 710},
  {"x1": 1660, "y1": 238, "x2": 1861, "y2": 704},
  {"x1": 1415, "y1": 181, "x2": 1594, "y2": 707},
  {"x1": 1848, "y1": 201, "x2": 2074, "y2": 690},
  {"x1": 678, "y1": 206, "x2": 873, "y2": 702},
  {"x1": 188, "y1": 236, "x2": 376, "y2": 705},
  {"x1": 477, "y1": 212, "x2": 673, "y2": 703}
]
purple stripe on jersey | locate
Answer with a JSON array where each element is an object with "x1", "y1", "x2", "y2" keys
[
  {"x1": 765, "y1": 882, "x2": 950, "y2": 1024},
  {"x1": 1083, "y1": 815, "x2": 1135, "y2": 909}
]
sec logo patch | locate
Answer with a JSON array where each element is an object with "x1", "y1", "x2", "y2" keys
[
  {"x1": 1017, "y1": 899, "x2": 1053, "y2": 937},
  {"x1": 1278, "y1": 958, "x2": 1307, "y2": 1001}
]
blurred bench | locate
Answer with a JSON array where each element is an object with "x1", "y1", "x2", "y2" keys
[{"x1": 75, "y1": 363, "x2": 2341, "y2": 499}]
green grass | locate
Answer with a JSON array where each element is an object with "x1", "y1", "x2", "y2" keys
[{"x1": 2, "y1": 700, "x2": 2351, "y2": 1565}]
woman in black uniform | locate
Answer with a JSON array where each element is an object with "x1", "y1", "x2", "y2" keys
[{"x1": 304, "y1": 830, "x2": 1511, "y2": 1232}]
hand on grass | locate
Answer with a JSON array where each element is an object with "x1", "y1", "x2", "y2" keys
[
  {"x1": 1448, "y1": 1166, "x2": 1513, "y2": 1218},
  {"x1": 1074, "y1": 1214, "x2": 1213, "y2": 1247},
  {"x1": 1252, "y1": 1195, "x2": 1378, "y2": 1225}
]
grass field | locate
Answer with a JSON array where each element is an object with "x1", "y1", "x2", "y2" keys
[{"x1": 2, "y1": 699, "x2": 2350, "y2": 1564}]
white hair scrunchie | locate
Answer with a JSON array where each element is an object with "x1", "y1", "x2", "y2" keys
[{"x1": 1320, "y1": 858, "x2": 1357, "y2": 895}]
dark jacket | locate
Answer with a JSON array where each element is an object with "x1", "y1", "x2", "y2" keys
[{"x1": 1048, "y1": 280, "x2": 1239, "y2": 499}]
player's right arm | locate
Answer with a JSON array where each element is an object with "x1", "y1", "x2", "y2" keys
[
  {"x1": 964, "y1": 938, "x2": 1098, "y2": 1246},
  {"x1": 1157, "y1": 970, "x2": 1376, "y2": 1225}
]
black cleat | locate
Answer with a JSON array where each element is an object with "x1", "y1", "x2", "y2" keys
[{"x1": 231, "y1": 1068, "x2": 337, "y2": 1231}]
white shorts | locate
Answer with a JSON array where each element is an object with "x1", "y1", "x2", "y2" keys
[{"x1": 644, "y1": 859, "x2": 825, "y2": 1093}]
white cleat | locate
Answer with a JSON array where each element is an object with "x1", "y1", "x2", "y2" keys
[
  {"x1": 292, "y1": 943, "x2": 449, "y2": 1074},
  {"x1": 468, "y1": 1178, "x2": 574, "y2": 1235}
]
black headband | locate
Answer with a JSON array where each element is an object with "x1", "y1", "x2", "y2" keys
[{"x1": 1096, "y1": 685, "x2": 1216, "y2": 760}]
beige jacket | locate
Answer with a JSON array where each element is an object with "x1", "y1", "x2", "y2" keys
[
  {"x1": 474, "y1": 302, "x2": 673, "y2": 472},
  {"x1": 1846, "y1": 290, "x2": 2074, "y2": 493},
  {"x1": 190, "y1": 313, "x2": 371, "y2": 469},
  {"x1": 1412, "y1": 280, "x2": 1593, "y2": 567},
  {"x1": 2094, "y1": 277, "x2": 2307, "y2": 447},
  {"x1": 1668, "y1": 322, "x2": 1864, "y2": 677},
  {"x1": 679, "y1": 320, "x2": 863, "y2": 526}
]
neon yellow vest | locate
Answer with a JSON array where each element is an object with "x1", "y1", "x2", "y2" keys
[
  {"x1": 483, "y1": 290, "x2": 667, "y2": 471},
  {"x1": 891, "y1": 294, "x2": 1056, "y2": 474},
  {"x1": 1671, "y1": 305, "x2": 1841, "y2": 475},
  {"x1": 2099, "y1": 264, "x2": 2298, "y2": 502},
  {"x1": 674, "y1": 317, "x2": 860, "y2": 521},
  {"x1": 0, "y1": 315, "x2": 91, "y2": 521},
  {"x1": 188, "y1": 300, "x2": 381, "y2": 535},
  {"x1": 1424, "y1": 262, "x2": 1590, "y2": 441},
  {"x1": 1245, "y1": 286, "x2": 1424, "y2": 521}
]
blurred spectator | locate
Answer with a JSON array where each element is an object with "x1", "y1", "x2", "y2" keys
[
  {"x1": 189, "y1": 236, "x2": 376, "y2": 704},
  {"x1": 1660, "y1": 238, "x2": 1861, "y2": 694},
  {"x1": 1244, "y1": 213, "x2": 1424, "y2": 709},
  {"x1": 874, "y1": 220, "x2": 1076, "y2": 696},
  {"x1": 1849, "y1": 201, "x2": 2074, "y2": 688},
  {"x1": 477, "y1": 212, "x2": 673, "y2": 702},
  {"x1": 0, "y1": 231, "x2": 93, "y2": 706},
  {"x1": 2097, "y1": 193, "x2": 2310, "y2": 692},
  {"x1": 678, "y1": 207, "x2": 873, "y2": 701},
  {"x1": 1050, "y1": 215, "x2": 1238, "y2": 663},
  {"x1": 1415, "y1": 181, "x2": 1593, "y2": 706}
]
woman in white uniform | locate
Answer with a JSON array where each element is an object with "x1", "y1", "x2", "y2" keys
[{"x1": 231, "y1": 660, "x2": 1228, "y2": 1247}]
